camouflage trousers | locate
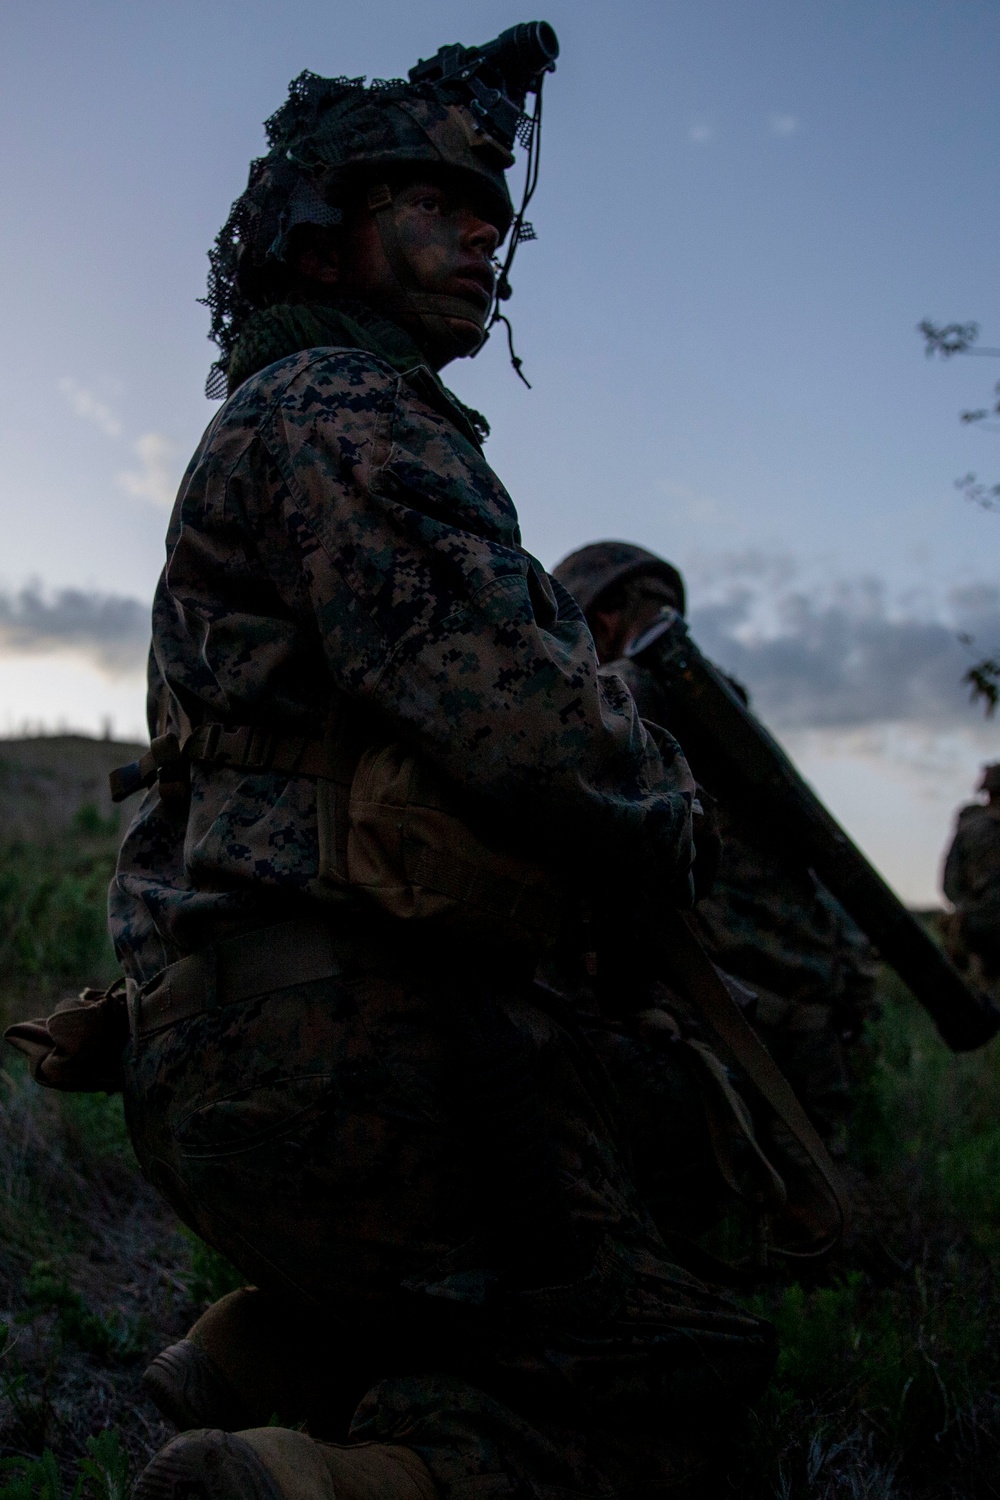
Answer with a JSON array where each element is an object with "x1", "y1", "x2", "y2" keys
[{"x1": 123, "y1": 956, "x2": 775, "y2": 1500}]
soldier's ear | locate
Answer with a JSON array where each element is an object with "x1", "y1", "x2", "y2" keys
[
  {"x1": 290, "y1": 227, "x2": 341, "y2": 288},
  {"x1": 587, "y1": 607, "x2": 622, "y2": 665}
]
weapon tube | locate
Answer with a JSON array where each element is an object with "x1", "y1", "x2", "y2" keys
[{"x1": 626, "y1": 609, "x2": 1000, "y2": 1052}]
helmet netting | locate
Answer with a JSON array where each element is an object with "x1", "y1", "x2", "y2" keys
[
  {"x1": 202, "y1": 67, "x2": 534, "y2": 396},
  {"x1": 203, "y1": 73, "x2": 374, "y2": 396}
]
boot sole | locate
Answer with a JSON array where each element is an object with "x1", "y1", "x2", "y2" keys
[
  {"x1": 133, "y1": 1429, "x2": 283, "y2": 1500},
  {"x1": 143, "y1": 1340, "x2": 252, "y2": 1432}
]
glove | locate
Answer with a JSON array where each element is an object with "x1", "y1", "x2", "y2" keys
[{"x1": 5, "y1": 981, "x2": 129, "y2": 1092}]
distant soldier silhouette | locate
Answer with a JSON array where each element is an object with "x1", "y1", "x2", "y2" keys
[{"x1": 943, "y1": 763, "x2": 1000, "y2": 995}]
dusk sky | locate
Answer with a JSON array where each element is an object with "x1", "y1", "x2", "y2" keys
[{"x1": 1, "y1": 0, "x2": 999, "y2": 902}]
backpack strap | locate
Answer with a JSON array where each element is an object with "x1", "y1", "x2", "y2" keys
[
  {"x1": 109, "y1": 722, "x2": 348, "y2": 803},
  {"x1": 109, "y1": 733, "x2": 186, "y2": 802}
]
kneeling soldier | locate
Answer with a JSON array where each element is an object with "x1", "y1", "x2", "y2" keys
[{"x1": 100, "y1": 34, "x2": 774, "y2": 1500}]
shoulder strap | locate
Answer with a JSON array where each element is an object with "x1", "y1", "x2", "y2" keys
[{"x1": 656, "y1": 910, "x2": 851, "y2": 1259}]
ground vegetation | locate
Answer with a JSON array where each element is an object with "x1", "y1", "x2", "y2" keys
[{"x1": 0, "y1": 800, "x2": 998, "y2": 1497}]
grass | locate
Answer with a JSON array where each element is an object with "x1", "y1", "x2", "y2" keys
[
  {"x1": 730, "y1": 974, "x2": 1000, "y2": 1498},
  {"x1": 2, "y1": 820, "x2": 1000, "y2": 1496},
  {"x1": 0, "y1": 807, "x2": 121, "y2": 1000},
  {"x1": 0, "y1": 1430, "x2": 130, "y2": 1500},
  {"x1": 0, "y1": 815, "x2": 240, "y2": 1490},
  {"x1": 0, "y1": 1064, "x2": 207, "y2": 1476}
]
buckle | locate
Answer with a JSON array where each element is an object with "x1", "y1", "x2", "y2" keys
[
  {"x1": 245, "y1": 727, "x2": 275, "y2": 769},
  {"x1": 109, "y1": 758, "x2": 150, "y2": 803},
  {"x1": 367, "y1": 182, "x2": 394, "y2": 214},
  {"x1": 109, "y1": 733, "x2": 181, "y2": 803},
  {"x1": 200, "y1": 722, "x2": 222, "y2": 760}
]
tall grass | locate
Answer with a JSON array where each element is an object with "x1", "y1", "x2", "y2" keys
[
  {"x1": 734, "y1": 975, "x2": 1000, "y2": 1498},
  {"x1": 0, "y1": 808, "x2": 120, "y2": 999},
  {"x1": 0, "y1": 814, "x2": 222, "y2": 1483}
]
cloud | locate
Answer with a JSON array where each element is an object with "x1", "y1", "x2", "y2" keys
[
  {"x1": 769, "y1": 113, "x2": 798, "y2": 137},
  {"x1": 688, "y1": 123, "x2": 714, "y2": 144},
  {"x1": 117, "y1": 432, "x2": 179, "y2": 510},
  {"x1": 57, "y1": 377, "x2": 121, "y2": 438},
  {"x1": 686, "y1": 560, "x2": 1000, "y2": 732},
  {"x1": 58, "y1": 380, "x2": 181, "y2": 512},
  {"x1": 0, "y1": 585, "x2": 149, "y2": 675},
  {"x1": 659, "y1": 479, "x2": 735, "y2": 525}
]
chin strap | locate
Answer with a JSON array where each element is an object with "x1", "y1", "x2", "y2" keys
[
  {"x1": 484, "y1": 75, "x2": 546, "y2": 388},
  {"x1": 366, "y1": 183, "x2": 489, "y2": 361}
]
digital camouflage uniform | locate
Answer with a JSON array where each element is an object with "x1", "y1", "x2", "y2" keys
[
  {"x1": 551, "y1": 544, "x2": 877, "y2": 1158},
  {"x1": 943, "y1": 771, "x2": 1000, "y2": 996},
  {"x1": 111, "y1": 316, "x2": 776, "y2": 1499},
  {"x1": 607, "y1": 658, "x2": 875, "y2": 1157}
]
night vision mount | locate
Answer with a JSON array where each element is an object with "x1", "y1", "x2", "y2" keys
[{"x1": 409, "y1": 21, "x2": 558, "y2": 152}]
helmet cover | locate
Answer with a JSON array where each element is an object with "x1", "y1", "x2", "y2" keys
[
  {"x1": 205, "y1": 72, "x2": 524, "y2": 395},
  {"x1": 978, "y1": 763, "x2": 1000, "y2": 793},
  {"x1": 552, "y1": 542, "x2": 688, "y2": 619}
]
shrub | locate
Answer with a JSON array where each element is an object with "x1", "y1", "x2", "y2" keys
[
  {"x1": 734, "y1": 975, "x2": 1000, "y2": 1497},
  {"x1": 0, "y1": 832, "x2": 118, "y2": 994}
]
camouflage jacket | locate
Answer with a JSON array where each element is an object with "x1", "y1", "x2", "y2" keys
[
  {"x1": 944, "y1": 802, "x2": 1000, "y2": 911},
  {"x1": 603, "y1": 657, "x2": 876, "y2": 1017},
  {"x1": 110, "y1": 325, "x2": 696, "y2": 981}
]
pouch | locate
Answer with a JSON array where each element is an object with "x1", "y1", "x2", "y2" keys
[{"x1": 328, "y1": 738, "x2": 566, "y2": 954}]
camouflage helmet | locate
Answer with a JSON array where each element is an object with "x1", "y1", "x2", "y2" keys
[
  {"x1": 978, "y1": 763, "x2": 1000, "y2": 793},
  {"x1": 552, "y1": 542, "x2": 687, "y2": 619},
  {"x1": 205, "y1": 25, "x2": 557, "y2": 396}
]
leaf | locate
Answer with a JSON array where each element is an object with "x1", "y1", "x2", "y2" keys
[
  {"x1": 919, "y1": 319, "x2": 979, "y2": 357},
  {"x1": 79, "y1": 1431, "x2": 130, "y2": 1500},
  {"x1": 963, "y1": 659, "x2": 1000, "y2": 717}
]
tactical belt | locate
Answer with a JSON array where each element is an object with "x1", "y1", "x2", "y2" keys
[
  {"x1": 110, "y1": 724, "x2": 338, "y2": 804},
  {"x1": 126, "y1": 917, "x2": 379, "y2": 1044}
]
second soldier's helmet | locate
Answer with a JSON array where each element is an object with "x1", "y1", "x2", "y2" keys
[
  {"x1": 552, "y1": 541, "x2": 687, "y2": 619},
  {"x1": 205, "y1": 23, "x2": 557, "y2": 396},
  {"x1": 978, "y1": 763, "x2": 1000, "y2": 794}
]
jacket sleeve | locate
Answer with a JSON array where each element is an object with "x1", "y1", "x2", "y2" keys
[{"x1": 182, "y1": 352, "x2": 696, "y2": 897}]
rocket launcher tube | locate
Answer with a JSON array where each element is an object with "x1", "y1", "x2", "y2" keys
[{"x1": 626, "y1": 609, "x2": 1000, "y2": 1053}]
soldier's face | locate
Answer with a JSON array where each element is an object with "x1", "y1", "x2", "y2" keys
[
  {"x1": 589, "y1": 581, "x2": 682, "y2": 664},
  {"x1": 291, "y1": 177, "x2": 500, "y2": 366},
  {"x1": 387, "y1": 179, "x2": 500, "y2": 307},
  {"x1": 346, "y1": 177, "x2": 501, "y2": 365}
]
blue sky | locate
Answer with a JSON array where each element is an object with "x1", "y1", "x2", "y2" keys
[{"x1": 1, "y1": 0, "x2": 998, "y2": 900}]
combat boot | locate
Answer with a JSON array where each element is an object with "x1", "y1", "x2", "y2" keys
[
  {"x1": 143, "y1": 1288, "x2": 317, "y2": 1432},
  {"x1": 132, "y1": 1428, "x2": 438, "y2": 1500}
]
